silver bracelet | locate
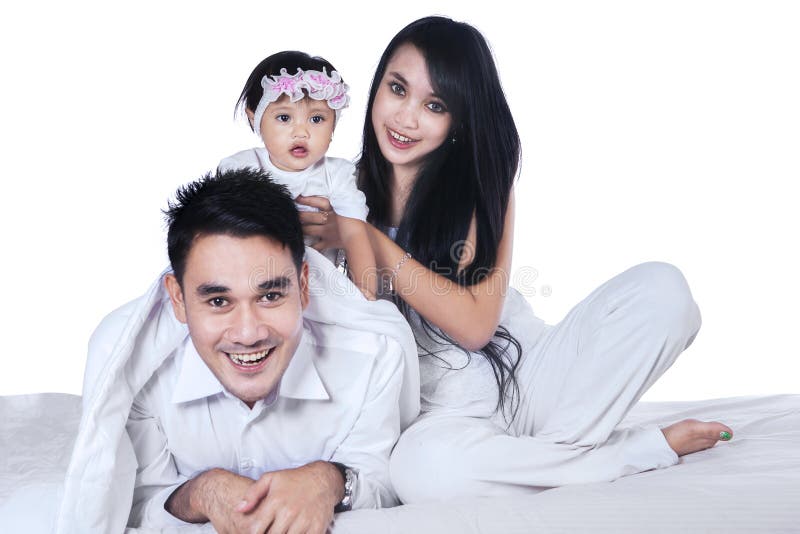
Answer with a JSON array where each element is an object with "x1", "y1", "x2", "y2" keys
[{"x1": 386, "y1": 252, "x2": 412, "y2": 294}]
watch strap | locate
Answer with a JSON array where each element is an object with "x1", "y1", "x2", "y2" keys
[{"x1": 330, "y1": 461, "x2": 357, "y2": 513}]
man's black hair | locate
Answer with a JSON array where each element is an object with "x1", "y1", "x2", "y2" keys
[{"x1": 165, "y1": 168, "x2": 304, "y2": 284}]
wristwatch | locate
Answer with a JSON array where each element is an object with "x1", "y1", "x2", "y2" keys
[{"x1": 330, "y1": 462, "x2": 358, "y2": 512}]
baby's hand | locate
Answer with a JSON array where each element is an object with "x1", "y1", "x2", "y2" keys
[{"x1": 297, "y1": 196, "x2": 342, "y2": 250}]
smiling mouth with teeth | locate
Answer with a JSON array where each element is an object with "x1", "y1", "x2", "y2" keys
[
  {"x1": 226, "y1": 348, "x2": 273, "y2": 366},
  {"x1": 389, "y1": 129, "x2": 418, "y2": 144}
]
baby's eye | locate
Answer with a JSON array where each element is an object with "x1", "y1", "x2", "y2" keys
[
  {"x1": 310, "y1": 115, "x2": 325, "y2": 124},
  {"x1": 389, "y1": 82, "x2": 405, "y2": 96},
  {"x1": 276, "y1": 114, "x2": 291, "y2": 122},
  {"x1": 208, "y1": 297, "x2": 228, "y2": 308},
  {"x1": 427, "y1": 101, "x2": 447, "y2": 113}
]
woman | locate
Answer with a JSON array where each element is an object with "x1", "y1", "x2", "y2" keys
[{"x1": 300, "y1": 16, "x2": 732, "y2": 504}]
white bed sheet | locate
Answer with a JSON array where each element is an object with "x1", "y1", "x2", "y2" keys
[{"x1": 1, "y1": 393, "x2": 798, "y2": 533}]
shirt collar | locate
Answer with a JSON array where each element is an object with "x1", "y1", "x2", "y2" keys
[
  {"x1": 279, "y1": 330, "x2": 329, "y2": 401},
  {"x1": 171, "y1": 325, "x2": 329, "y2": 404},
  {"x1": 171, "y1": 339, "x2": 225, "y2": 404}
]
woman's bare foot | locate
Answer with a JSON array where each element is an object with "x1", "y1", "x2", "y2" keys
[{"x1": 661, "y1": 419, "x2": 733, "y2": 457}]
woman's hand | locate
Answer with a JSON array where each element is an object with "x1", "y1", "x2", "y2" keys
[{"x1": 297, "y1": 196, "x2": 343, "y2": 250}]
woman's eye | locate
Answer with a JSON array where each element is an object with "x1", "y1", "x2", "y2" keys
[
  {"x1": 389, "y1": 82, "x2": 405, "y2": 96},
  {"x1": 310, "y1": 115, "x2": 325, "y2": 124},
  {"x1": 209, "y1": 297, "x2": 227, "y2": 308},
  {"x1": 427, "y1": 101, "x2": 447, "y2": 113},
  {"x1": 276, "y1": 114, "x2": 290, "y2": 122}
]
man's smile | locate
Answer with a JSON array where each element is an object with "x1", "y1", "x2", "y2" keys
[{"x1": 224, "y1": 347, "x2": 275, "y2": 371}]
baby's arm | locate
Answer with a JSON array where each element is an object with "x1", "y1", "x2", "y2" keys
[{"x1": 338, "y1": 216, "x2": 377, "y2": 300}]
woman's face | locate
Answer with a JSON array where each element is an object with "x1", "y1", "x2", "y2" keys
[{"x1": 371, "y1": 43, "x2": 453, "y2": 180}]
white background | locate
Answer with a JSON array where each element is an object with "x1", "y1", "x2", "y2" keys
[{"x1": 1, "y1": 1, "x2": 797, "y2": 400}]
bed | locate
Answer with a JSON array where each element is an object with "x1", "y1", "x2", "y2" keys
[{"x1": 1, "y1": 392, "x2": 798, "y2": 533}]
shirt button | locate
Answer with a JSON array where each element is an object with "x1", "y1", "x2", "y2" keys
[{"x1": 240, "y1": 458, "x2": 254, "y2": 470}]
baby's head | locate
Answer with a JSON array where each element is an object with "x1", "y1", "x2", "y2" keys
[{"x1": 237, "y1": 51, "x2": 349, "y2": 172}]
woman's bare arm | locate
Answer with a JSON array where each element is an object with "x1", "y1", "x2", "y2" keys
[
  {"x1": 369, "y1": 192, "x2": 514, "y2": 351},
  {"x1": 338, "y1": 216, "x2": 378, "y2": 300},
  {"x1": 298, "y1": 192, "x2": 514, "y2": 351}
]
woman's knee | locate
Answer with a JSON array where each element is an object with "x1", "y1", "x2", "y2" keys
[{"x1": 625, "y1": 262, "x2": 702, "y2": 342}]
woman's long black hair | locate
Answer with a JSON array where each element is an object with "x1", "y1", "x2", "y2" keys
[{"x1": 358, "y1": 16, "x2": 523, "y2": 421}]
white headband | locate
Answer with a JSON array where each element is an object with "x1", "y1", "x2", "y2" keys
[{"x1": 252, "y1": 67, "x2": 350, "y2": 138}]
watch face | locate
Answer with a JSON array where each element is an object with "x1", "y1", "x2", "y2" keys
[
  {"x1": 343, "y1": 467, "x2": 356, "y2": 505},
  {"x1": 333, "y1": 462, "x2": 357, "y2": 512}
]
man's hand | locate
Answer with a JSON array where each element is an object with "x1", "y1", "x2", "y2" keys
[
  {"x1": 165, "y1": 468, "x2": 254, "y2": 528},
  {"x1": 167, "y1": 462, "x2": 343, "y2": 533},
  {"x1": 236, "y1": 461, "x2": 345, "y2": 534}
]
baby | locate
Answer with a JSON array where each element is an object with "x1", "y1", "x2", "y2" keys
[{"x1": 219, "y1": 51, "x2": 376, "y2": 300}]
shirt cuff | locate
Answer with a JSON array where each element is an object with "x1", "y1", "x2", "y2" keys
[
  {"x1": 141, "y1": 484, "x2": 195, "y2": 528},
  {"x1": 643, "y1": 424, "x2": 680, "y2": 469}
]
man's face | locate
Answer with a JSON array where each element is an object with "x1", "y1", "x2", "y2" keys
[{"x1": 165, "y1": 234, "x2": 308, "y2": 408}]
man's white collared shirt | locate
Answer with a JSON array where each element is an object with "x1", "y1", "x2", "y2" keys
[{"x1": 126, "y1": 321, "x2": 403, "y2": 527}]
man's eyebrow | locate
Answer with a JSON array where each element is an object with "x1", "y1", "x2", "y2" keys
[
  {"x1": 196, "y1": 284, "x2": 229, "y2": 296},
  {"x1": 257, "y1": 277, "x2": 293, "y2": 291}
]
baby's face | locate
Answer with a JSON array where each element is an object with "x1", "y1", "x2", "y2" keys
[{"x1": 258, "y1": 94, "x2": 335, "y2": 172}]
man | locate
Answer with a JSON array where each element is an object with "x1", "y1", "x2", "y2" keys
[{"x1": 64, "y1": 168, "x2": 417, "y2": 533}]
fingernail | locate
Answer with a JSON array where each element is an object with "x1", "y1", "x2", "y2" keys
[
  {"x1": 236, "y1": 500, "x2": 248, "y2": 511},
  {"x1": 719, "y1": 431, "x2": 732, "y2": 441}
]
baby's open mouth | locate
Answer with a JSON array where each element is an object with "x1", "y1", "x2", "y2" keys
[{"x1": 291, "y1": 145, "x2": 308, "y2": 157}]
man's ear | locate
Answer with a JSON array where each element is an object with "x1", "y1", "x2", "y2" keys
[
  {"x1": 299, "y1": 261, "x2": 310, "y2": 310},
  {"x1": 164, "y1": 274, "x2": 188, "y2": 324}
]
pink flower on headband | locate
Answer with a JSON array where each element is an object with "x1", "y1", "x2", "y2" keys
[
  {"x1": 260, "y1": 67, "x2": 349, "y2": 110},
  {"x1": 252, "y1": 67, "x2": 350, "y2": 138},
  {"x1": 262, "y1": 68, "x2": 306, "y2": 103}
]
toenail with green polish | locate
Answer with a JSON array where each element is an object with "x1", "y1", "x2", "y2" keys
[{"x1": 719, "y1": 431, "x2": 732, "y2": 441}]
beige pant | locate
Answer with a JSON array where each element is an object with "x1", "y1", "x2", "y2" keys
[{"x1": 390, "y1": 262, "x2": 701, "y2": 502}]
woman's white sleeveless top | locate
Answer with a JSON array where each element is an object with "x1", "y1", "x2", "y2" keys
[{"x1": 382, "y1": 227, "x2": 547, "y2": 423}]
